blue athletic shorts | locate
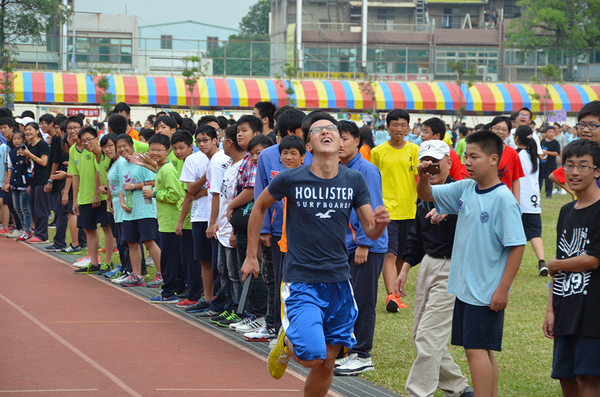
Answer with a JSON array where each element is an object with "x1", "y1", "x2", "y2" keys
[
  {"x1": 552, "y1": 334, "x2": 600, "y2": 379},
  {"x1": 451, "y1": 297, "x2": 505, "y2": 351},
  {"x1": 281, "y1": 280, "x2": 358, "y2": 361}
]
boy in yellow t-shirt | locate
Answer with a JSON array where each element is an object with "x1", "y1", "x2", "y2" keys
[{"x1": 370, "y1": 109, "x2": 419, "y2": 313}]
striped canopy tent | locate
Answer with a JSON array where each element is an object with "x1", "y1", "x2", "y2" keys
[{"x1": 12, "y1": 72, "x2": 600, "y2": 114}]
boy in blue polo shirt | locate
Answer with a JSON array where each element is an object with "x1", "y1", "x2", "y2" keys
[
  {"x1": 417, "y1": 130, "x2": 526, "y2": 397},
  {"x1": 335, "y1": 120, "x2": 388, "y2": 376}
]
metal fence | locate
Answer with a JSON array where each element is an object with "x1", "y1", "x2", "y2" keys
[{"x1": 10, "y1": 34, "x2": 600, "y2": 83}]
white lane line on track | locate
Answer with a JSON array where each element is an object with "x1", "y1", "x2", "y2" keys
[{"x1": 0, "y1": 293, "x2": 142, "y2": 397}]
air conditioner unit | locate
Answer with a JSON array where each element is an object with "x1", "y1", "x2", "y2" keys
[
  {"x1": 477, "y1": 66, "x2": 486, "y2": 75},
  {"x1": 418, "y1": 67, "x2": 429, "y2": 74},
  {"x1": 485, "y1": 73, "x2": 498, "y2": 82}
]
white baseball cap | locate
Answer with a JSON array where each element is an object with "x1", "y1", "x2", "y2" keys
[
  {"x1": 418, "y1": 140, "x2": 450, "y2": 160},
  {"x1": 15, "y1": 117, "x2": 35, "y2": 126}
]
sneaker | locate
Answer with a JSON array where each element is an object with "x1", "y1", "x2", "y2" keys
[
  {"x1": 195, "y1": 309, "x2": 222, "y2": 318},
  {"x1": 213, "y1": 312, "x2": 242, "y2": 327},
  {"x1": 0, "y1": 228, "x2": 10, "y2": 234},
  {"x1": 244, "y1": 325, "x2": 277, "y2": 342},
  {"x1": 16, "y1": 231, "x2": 32, "y2": 241},
  {"x1": 184, "y1": 299, "x2": 210, "y2": 313},
  {"x1": 104, "y1": 266, "x2": 122, "y2": 278},
  {"x1": 268, "y1": 328, "x2": 291, "y2": 379},
  {"x1": 209, "y1": 310, "x2": 231, "y2": 323},
  {"x1": 27, "y1": 237, "x2": 48, "y2": 244},
  {"x1": 460, "y1": 386, "x2": 475, "y2": 397},
  {"x1": 73, "y1": 256, "x2": 91, "y2": 268},
  {"x1": 121, "y1": 274, "x2": 145, "y2": 287},
  {"x1": 149, "y1": 294, "x2": 178, "y2": 304},
  {"x1": 176, "y1": 289, "x2": 189, "y2": 300},
  {"x1": 146, "y1": 273, "x2": 163, "y2": 288},
  {"x1": 60, "y1": 245, "x2": 82, "y2": 255},
  {"x1": 177, "y1": 299, "x2": 199, "y2": 307},
  {"x1": 99, "y1": 246, "x2": 118, "y2": 253},
  {"x1": 96, "y1": 262, "x2": 115, "y2": 275},
  {"x1": 74, "y1": 263, "x2": 101, "y2": 274},
  {"x1": 385, "y1": 292, "x2": 408, "y2": 312},
  {"x1": 111, "y1": 272, "x2": 131, "y2": 284},
  {"x1": 7, "y1": 229, "x2": 22, "y2": 238},
  {"x1": 145, "y1": 256, "x2": 155, "y2": 267},
  {"x1": 230, "y1": 313, "x2": 256, "y2": 331},
  {"x1": 335, "y1": 352, "x2": 358, "y2": 368},
  {"x1": 236, "y1": 317, "x2": 265, "y2": 334},
  {"x1": 333, "y1": 355, "x2": 374, "y2": 376},
  {"x1": 44, "y1": 243, "x2": 65, "y2": 252},
  {"x1": 539, "y1": 260, "x2": 549, "y2": 277}
]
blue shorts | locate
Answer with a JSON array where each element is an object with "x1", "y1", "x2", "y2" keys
[
  {"x1": 522, "y1": 213, "x2": 542, "y2": 240},
  {"x1": 79, "y1": 202, "x2": 109, "y2": 230},
  {"x1": 122, "y1": 218, "x2": 158, "y2": 243},
  {"x1": 386, "y1": 219, "x2": 414, "y2": 257},
  {"x1": 552, "y1": 334, "x2": 600, "y2": 379},
  {"x1": 281, "y1": 280, "x2": 358, "y2": 361},
  {"x1": 451, "y1": 298, "x2": 504, "y2": 351},
  {"x1": 192, "y1": 221, "x2": 213, "y2": 262}
]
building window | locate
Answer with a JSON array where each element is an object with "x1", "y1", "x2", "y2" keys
[
  {"x1": 67, "y1": 37, "x2": 133, "y2": 64},
  {"x1": 161, "y1": 35, "x2": 173, "y2": 50},
  {"x1": 207, "y1": 36, "x2": 219, "y2": 52}
]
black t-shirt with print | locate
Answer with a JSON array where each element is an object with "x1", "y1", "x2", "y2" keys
[
  {"x1": 541, "y1": 139, "x2": 561, "y2": 169},
  {"x1": 268, "y1": 164, "x2": 372, "y2": 284},
  {"x1": 553, "y1": 199, "x2": 600, "y2": 338}
]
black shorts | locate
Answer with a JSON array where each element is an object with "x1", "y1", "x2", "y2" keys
[
  {"x1": 192, "y1": 222, "x2": 213, "y2": 262},
  {"x1": 451, "y1": 298, "x2": 505, "y2": 351},
  {"x1": 386, "y1": 219, "x2": 414, "y2": 257},
  {"x1": 122, "y1": 218, "x2": 158, "y2": 243},
  {"x1": 552, "y1": 334, "x2": 600, "y2": 379},
  {"x1": 522, "y1": 213, "x2": 542, "y2": 241},
  {"x1": 0, "y1": 190, "x2": 5, "y2": 200},
  {"x1": 79, "y1": 202, "x2": 109, "y2": 230}
]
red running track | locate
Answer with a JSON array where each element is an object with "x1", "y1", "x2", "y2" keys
[{"x1": 0, "y1": 238, "x2": 338, "y2": 396}]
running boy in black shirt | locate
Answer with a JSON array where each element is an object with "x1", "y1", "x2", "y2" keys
[
  {"x1": 543, "y1": 139, "x2": 600, "y2": 396},
  {"x1": 242, "y1": 112, "x2": 389, "y2": 396}
]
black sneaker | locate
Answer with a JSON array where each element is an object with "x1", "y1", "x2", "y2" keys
[
  {"x1": 214, "y1": 312, "x2": 242, "y2": 327},
  {"x1": 96, "y1": 262, "x2": 115, "y2": 275},
  {"x1": 74, "y1": 263, "x2": 101, "y2": 274},
  {"x1": 60, "y1": 245, "x2": 82, "y2": 254},
  {"x1": 177, "y1": 289, "x2": 189, "y2": 300},
  {"x1": 195, "y1": 309, "x2": 222, "y2": 318},
  {"x1": 539, "y1": 260, "x2": 549, "y2": 277},
  {"x1": 210, "y1": 311, "x2": 230, "y2": 323},
  {"x1": 45, "y1": 243, "x2": 65, "y2": 252},
  {"x1": 185, "y1": 299, "x2": 210, "y2": 313}
]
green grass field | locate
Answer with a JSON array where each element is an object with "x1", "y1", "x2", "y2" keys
[{"x1": 46, "y1": 193, "x2": 570, "y2": 396}]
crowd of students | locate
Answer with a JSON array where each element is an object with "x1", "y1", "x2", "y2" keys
[{"x1": 1, "y1": 99, "x2": 600, "y2": 397}]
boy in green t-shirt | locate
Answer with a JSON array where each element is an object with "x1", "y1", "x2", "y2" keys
[
  {"x1": 145, "y1": 134, "x2": 185, "y2": 303},
  {"x1": 72, "y1": 126, "x2": 116, "y2": 274},
  {"x1": 455, "y1": 126, "x2": 469, "y2": 163}
]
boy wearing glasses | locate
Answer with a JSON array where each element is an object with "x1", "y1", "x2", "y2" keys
[
  {"x1": 543, "y1": 139, "x2": 600, "y2": 396},
  {"x1": 242, "y1": 112, "x2": 389, "y2": 395}
]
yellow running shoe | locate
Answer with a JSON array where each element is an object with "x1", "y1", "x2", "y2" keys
[{"x1": 268, "y1": 328, "x2": 291, "y2": 379}]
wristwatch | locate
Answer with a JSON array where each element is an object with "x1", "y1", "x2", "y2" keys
[{"x1": 130, "y1": 184, "x2": 135, "y2": 191}]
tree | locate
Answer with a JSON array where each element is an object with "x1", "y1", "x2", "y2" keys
[
  {"x1": 0, "y1": 0, "x2": 71, "y2": 63},
  {"x1": 87, "y1": 67, "x2": 114, "y2": 120},
  {"x1": 0, "y1": 48, "x2": 16, "y2": 109},
  {"x1": 274, "y1": 62, "x2": 298, "y2": 106},
  {"x1": 447, "y1": 60, "x2": 477, "y2": 123},
  {"x1": 207, "y1": 0, "x2": 270, "y2": 76},
  {"x1": 530, "y1": 64, "x2": 563, "y2": 124},
  {"x1": 239, "y1": 0, "x2": 270, "y2": 40},
  {"x1": 182, "y1": 56, "x2": 210, "y2": 115},
  {"x1": 505, "y1": 0, "x2": 600, "y2": 68},
  {"x1": 358, "y1": 76, "x2": 378, "y2": 115}
]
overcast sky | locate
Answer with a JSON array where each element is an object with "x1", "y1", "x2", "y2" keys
[{"x1": 75, "y1": 0, "x2": 257, "y2": 31}]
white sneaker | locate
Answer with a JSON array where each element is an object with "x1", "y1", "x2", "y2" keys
[
  {"x1": 73, "y1": 256, "x2": 91, "y2": 268},
  {"x1": 230, "y1": 314, "x2": 256, "y2": 330},
  {"x1": 333, "y1": 355, "x2": 374, "y2": 376},
  {"x1": 236, "y1": 317, "x2": 265, "y2": 334},
  {"x1": 112, "y1": 272, "x2": 130, "y2": 284},
  {"x1": 145, "y1": 257, "x2": 155, "y2": 267},
  {"x1": 7, "y1": 229, "x2": 22, "y2": 238},
  {"x1": 335, "y1": 352, "x2": 358, "y2": 368},
  {"x1": 243, "y1": 325, "x2": 276, "y2": 341}
]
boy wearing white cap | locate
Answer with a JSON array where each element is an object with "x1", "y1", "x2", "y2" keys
[{"x1": 396, "y1": 139, "x2": 472, "y2": 397}]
